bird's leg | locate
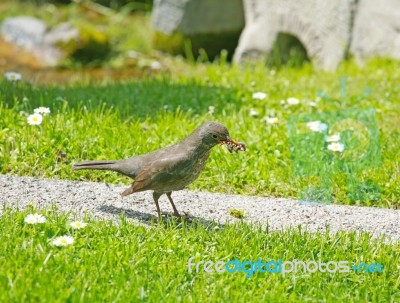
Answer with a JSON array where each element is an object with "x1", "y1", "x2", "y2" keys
[
  {"x1": 166, "y1": 192, "x2": 181, "y2": 217},
  {"x1": 152, "y1": 192, "x2": 162, "y2": 220}
]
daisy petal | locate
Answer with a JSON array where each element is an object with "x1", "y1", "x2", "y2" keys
[
  {"x1": 52, "y1": 236, "x2": 74, "y2": 247},
  {"x1": 70, "y1": 221, "x2": 88, "y2": 229},
  {"x1": 27, "y1": 113, "x2": 43, "y2": 125},
  {"x1": 327, "y1": 142, "x2": 345, "y2": 152}
]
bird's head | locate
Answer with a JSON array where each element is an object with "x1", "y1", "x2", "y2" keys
[{"x1": 197, "y1": 121, "x2": 246, "y2": 153}]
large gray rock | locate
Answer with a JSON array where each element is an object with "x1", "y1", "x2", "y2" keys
[
  {"x1": 233, "y1": 0, "x2": 354, "y2": 70},
  {"x1": 1, "y1": 16, "x2": 69, "y2": 66},
  {"x1": 152, "y1": 0, "x2": 245, "y2": 58},
  {"x1": 0, "y1": 16, "x2": 109, "y2": 66},
  {"x1": 1, "y1": 16, "x2": 47, "y2": 49},
  {"x1": 350, "y1": 0, "x2": 400, "y2": 63}
]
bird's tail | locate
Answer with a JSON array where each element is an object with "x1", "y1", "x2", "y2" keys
[{"x1": 73, "y1": 160, "x2": 118, "y2": 171}]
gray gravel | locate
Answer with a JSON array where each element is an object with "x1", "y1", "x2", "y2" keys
[{"x1": 1, "y1": 174, "x2": 399, "y2": 242}]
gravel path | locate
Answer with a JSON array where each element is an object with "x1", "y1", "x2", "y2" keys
[{"x1": 1, "y1": 174, "x2": 399, "y2": 242}]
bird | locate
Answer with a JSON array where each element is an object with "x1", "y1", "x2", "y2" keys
[{"x1": 73, "y1": 121, "x2": 246, "y2": 219}]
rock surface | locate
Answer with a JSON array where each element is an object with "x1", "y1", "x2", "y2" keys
[
  {"x1": 0, "y1": 16, "x2": 110, "y2": 66},
  {"x1": 1, "y1": 16, "x2": 47, "y2": 49},
  {"x1": 152, "y1": 0, "x2": 245, "y2": 58},
  {"x1": 0, "y1": 16, "x2": 79, "y2": 66},
  {"x1": 233, "y1": 0, "x2": 354, "y2": 70},
  {"x1": 350, "y1": 0, "x2": 400, "y2": 63}
]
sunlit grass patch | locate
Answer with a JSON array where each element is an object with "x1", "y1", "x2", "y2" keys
[
  {"x1": 0, "y1": 207, "x2": 399, "y2": 302},
  {"x1": 1, "y1": 59, "x2": 399, "y2": 208}
]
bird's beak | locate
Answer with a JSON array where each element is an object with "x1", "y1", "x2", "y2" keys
[{"x1": 221, "y1": 136, "x2": 246, "y2": 153}]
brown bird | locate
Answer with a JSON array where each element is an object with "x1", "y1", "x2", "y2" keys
[{"x1": 73, "y1": 121, "x2": 246, "y2": 219}]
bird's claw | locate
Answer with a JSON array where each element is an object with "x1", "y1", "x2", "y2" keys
[{"x1": 173, "y1": 211, "x2": 182, "y2": 218}]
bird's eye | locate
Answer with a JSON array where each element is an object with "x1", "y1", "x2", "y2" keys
[{"x1": 212, "y1": 134, "x2": 218, "y2": 139}]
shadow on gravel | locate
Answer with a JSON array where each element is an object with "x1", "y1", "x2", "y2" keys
[{"x1": 98, "y1": 205, "x2": 224, "y2": 230}]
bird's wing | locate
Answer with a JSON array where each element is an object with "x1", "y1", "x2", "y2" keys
[{"x1": 129, "y1": 154, "x2": 191, "y2": 193}]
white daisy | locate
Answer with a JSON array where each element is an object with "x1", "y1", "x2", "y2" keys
[
  {"x1": 265, "y1": 117, "x2": 279, "y2": 125},
  {"x1": 325, "y1": 134, "x2": 341, "y2": 142},
  {"x1": 307, "y1": 121, "x2": 328, "y2": 133},
  {"x1": 70, "y1": 221, "x2": 88, "y2": 229},
  {"x1": 287, "y1": 97, "x2": 300, "y2": 105},
  {"x1": 27, "y1": 113, "x2": 43, "y2": 125},
  {"x1": 34, "y1": 107, "x2": 51, "y2": 115},
  {"x1": 327, "y1": 142, "x2": 345, "y2": 152},
  {"x1": 24, "y1": 213, "x2": 46, "y2": 224},
  {"x1": 249, "y1": 109, "x2": 259, "y2": 117},
  {"x1": 150, "y1": 61, "x2": 162, "y2": 70},
  {"x1": 208, "y1": 105, "x2": 215, "y2": 115},
  {"x1": 252, "y1": 92, "x2": 267, "y2": 100},
  {"x1": 309, "y1": 101, "x2": 317, "y2": 107},
  {"x1": 5, "y1": 72, "x2": 22, "y2": 82},
  {"x1": 52, "y1": 236, "x2": 74, "y2": 247}
]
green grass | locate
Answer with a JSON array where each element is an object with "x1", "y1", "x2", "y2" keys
[
  {"x1": 0, "y1": 208, "x2": 399, "y2": 302},
  {"x1": 228, "y1": 209, "x2": 246, "y2": 219},
  {"x1": 2, "y1": 3, "x2": 400, "y2": 302},
  {"x1": 1, "y1": 59, "x2": 399, "y2": 208}
]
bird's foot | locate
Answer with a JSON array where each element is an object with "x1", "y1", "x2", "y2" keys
[
  {"x1": 158, "y1": 211, "x2": 193, "y2": 223},
  {"x1": 173, "y1": 211, "x2": 182, "y2": 218},
  {"x1": 178, "y1": 211, "x2": 194, "y2": 222}
]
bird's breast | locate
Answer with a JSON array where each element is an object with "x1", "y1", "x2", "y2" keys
[
  {"x1": 191, "y1": 149, "x2": 211, "y2": 176},
  {"x1": 168, "y1": 149, "x2": 211, "y2": 191}
]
